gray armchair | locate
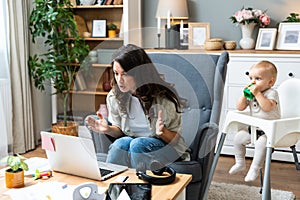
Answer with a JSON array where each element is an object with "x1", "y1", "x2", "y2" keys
[{"x1": 88, "y1": 51, "x2": 229, "y2": 200}]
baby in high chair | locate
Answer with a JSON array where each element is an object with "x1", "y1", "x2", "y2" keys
[{"x1": 229, "y1": 60, "x2": 281, "y2": 182}]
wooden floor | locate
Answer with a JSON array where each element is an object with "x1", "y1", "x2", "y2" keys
[
  {"x1": 212, "y1": 155, "x2": 300, "y2": 199},
  {"x1": 22, "y1": 146, "x2": 300, "y2": 198}
]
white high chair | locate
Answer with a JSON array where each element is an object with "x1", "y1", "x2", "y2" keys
[{"x1": 210, "y1": 78, "x2": 300, "y2": 200}]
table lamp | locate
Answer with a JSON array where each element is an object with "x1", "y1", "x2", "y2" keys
[{"x1": 155, "y1": 0, "x2": 189, "y2": 49}]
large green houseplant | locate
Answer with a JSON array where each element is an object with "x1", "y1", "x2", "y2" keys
[{"x1": 28, "y1": 0, "x2": 90, "y2": 132}]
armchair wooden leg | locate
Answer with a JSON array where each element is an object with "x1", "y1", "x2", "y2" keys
[
  {"x1": 202, "y1": 132, "x2": 227, "y2": 200},
  {"x1": 262, "y1": 147, "x2": 272, "y2": 200},
  {"x1": 259, "y1": 168, "x2": 263, "y2": 194},
  {"x1": 290, "y1": 145, "x2": 300, "y2": 170}
]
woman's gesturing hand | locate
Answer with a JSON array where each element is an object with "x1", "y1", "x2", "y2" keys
[
  {"x1": 86, "y1": 112, "x2": 109, "y2": 133},
  {"x1": 156, "y1": 110, "x2": 164, "y2": 136}
]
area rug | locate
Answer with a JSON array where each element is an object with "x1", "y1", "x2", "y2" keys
[{"x1": 208, "y1": 182, "x2": 295, "y2": 200}]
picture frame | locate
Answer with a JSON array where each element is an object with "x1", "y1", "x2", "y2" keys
[
  {"x1": 70, "y1": 0, "x2": 77, "y2": 6},
  {"x1": 92, "y1": 20, "x2": 107, "y2": 38},
  {"x1": 255, "y1": 28, "x2": 277, "y2": 50},
  {"x1": 188, "y1": 22, "x2": 210, "y2": 49},
  {"x1": 180, "y1": 28, "x2": 189, "y2": 46},
  {"x1": 276, "y1": 22, "x2": 300, "y2": 50}
]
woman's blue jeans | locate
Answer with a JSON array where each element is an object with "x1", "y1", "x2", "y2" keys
[{"x1": 106, "y1": 136, "x2": 180, "y2": 169}]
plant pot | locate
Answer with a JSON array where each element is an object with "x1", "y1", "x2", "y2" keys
[
  {"x1": 108, "y1": 30, "x2": 116, "y2": 38},
  {"x1": 5, "y1": 168, "x2": 24, "y2": 188},
  {"x1": 51, "y1": 121, "x2": 79, "y2": 136}
]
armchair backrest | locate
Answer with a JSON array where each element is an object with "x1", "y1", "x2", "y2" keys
[
  {"x1": 148, "y1": 52, "x2": 229, "y2": 157},
  {"x1": 277, "y1": 78, "x2": 300, "y2": 118}
]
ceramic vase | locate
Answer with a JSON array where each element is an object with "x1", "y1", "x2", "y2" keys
[
  {"x1": 239, "y1": 23, "x2": 257, "y2": 49},
  {"x1": 102, "y1": 68, "x2": 112, "y2": 92},
  {"x1": 98, "y1": 104, "x2": 108, "y2": 118}
]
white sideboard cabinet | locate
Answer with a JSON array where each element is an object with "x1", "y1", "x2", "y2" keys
[{"x1": 219, "y1": 51, "x2": 300, "y2": 162}]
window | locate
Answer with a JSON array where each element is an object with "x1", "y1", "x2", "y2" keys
[{"x1": 0, "y1": 0, "x2": 9, "y2": 79}]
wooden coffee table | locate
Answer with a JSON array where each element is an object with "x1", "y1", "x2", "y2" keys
[{"x1": 0, "y1": 167, "x2": 192, "y2": 200}]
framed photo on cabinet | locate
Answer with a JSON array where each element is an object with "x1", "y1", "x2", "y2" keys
[
  {"x1": 188, "y1": 22, "x2": 210, "y2": 49},
  {"x1": 255, "y1": 28, "x2": 277, "y2": 50},
  {"x1": 276, "y1": 22, "x2": 300, "y2": 50},
  {"x1": 179, "y1": 25, "x2": 189, "y2": 49},
  {"x1": 92, "y1": 20, "x2": 107, "y2": 38}
]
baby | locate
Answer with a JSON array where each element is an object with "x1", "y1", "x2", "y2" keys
[{"x1": 229, "y1": 60, "x2": 280, "y2": 182}]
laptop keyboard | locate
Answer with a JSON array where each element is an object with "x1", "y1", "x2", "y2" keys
[{"x1": 100, "y1": 168, "x2": 114, "y2": 177}]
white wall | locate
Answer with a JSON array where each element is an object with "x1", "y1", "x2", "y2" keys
[
  {"x1": 30, "y1": 60, "x2": 52, "y2": 143},
  {"x1": 31, "y1": 86, "x2": 52, "y2": 142},
  {"x1": 29, "y1": 1, "x2": 52, "y2": 142}
]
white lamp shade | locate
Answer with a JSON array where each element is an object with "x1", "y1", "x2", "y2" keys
[{"x1": 155, "y1": 0, "x2": 189, "y2": 19}]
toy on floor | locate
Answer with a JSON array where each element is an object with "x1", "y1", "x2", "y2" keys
[{"x1": 33, "y1": 169, "x2": 52, "y2": 180}]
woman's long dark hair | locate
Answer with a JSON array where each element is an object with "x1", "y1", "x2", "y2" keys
[{"x1": 110, "y1": 44, "x2": 185, "y2": 115}]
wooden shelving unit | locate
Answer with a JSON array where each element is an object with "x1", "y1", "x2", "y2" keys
[
  {"x1": 54, "y1": 0, "x2": 142, "y2": 122},
  {"x1": 57, "y1": 3, "x2": 123, "y2": 118},
  {"x1": 72, "y1": 5, "x2": 123, "y2": 8},
  {"x1": 70, "y1": 89, "x2": 109, "y2": 95},
  {"x1": 92, "y1": 63, "x2": 112, "y2": 68}
]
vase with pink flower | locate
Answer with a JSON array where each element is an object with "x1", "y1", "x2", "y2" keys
[
  {"x1": 230, "y1": 7, "x2": 271, "y2": 49},
  {"x1": 98, "y1": 104, "x2": 108, "y2": 118}
]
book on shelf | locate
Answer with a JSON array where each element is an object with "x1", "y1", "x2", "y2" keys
[
  {"x1": 70, "y1": 0, "x2": 77, "y2": 6},
  {"x1": 113, "y1": 0, "x2": 123, "y2": 5},
  {"x1": 74, "y1": 72, "x2": 87, "y2": 91},
  {"x1": 105, "y1": 0, "x2": 113, "y2": 5},
  {"x1": 98, "y1": 0, "x2": 106, "y2": 5},
  {"x1": 72, "y1": 81, "x2": 78, "y2": 91}
]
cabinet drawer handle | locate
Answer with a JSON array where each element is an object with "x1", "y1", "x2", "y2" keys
[
  {"x1": 288, "y1": 72, "x2": 294, "y2": 77},
  {"x1": 245, "y1": 71, "x2": 249, "y2": 76}
]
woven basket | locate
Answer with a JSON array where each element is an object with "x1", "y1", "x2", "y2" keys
[
  {"x1": 51, "y1": 121, "x2": 78, "y2": 137},
  {"x1": 224, "y1": 41, "x2": 237, "y2": 50},
  {"x1": 204, "y1": 38, "x2": 223, "y2": 50}
]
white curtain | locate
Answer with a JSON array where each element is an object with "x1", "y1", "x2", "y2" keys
[
  {"x1": 0, "y1": 0, "x2": 12, "y2": 159},
  {"x1": 7, "y1": 0, "x2": 35, "y2": 154}
]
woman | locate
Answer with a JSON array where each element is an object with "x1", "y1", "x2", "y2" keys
[{"x1": 86, "y1": 44, "x2": 190, "y2": 169}]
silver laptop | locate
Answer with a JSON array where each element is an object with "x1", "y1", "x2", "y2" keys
[{"x1": 40, "y1": 129, "x2": 128, "y2": 181}]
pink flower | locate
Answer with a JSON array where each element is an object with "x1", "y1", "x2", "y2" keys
[
  {"x1": 260, "y1": 14, "x2": 270, "y2": 26},
  {"x1": 230, "y1": 7, "x2": 270, "y2": 27},
  {"x1": 242, "y1": 10, "x2": 254, "y2": 20},
  {"x1": 253, "y1": 9, "x2": 262, "y2": 17},
  {"x1": 234, "y1": 11, "x2": 244, "y2": 22}
]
